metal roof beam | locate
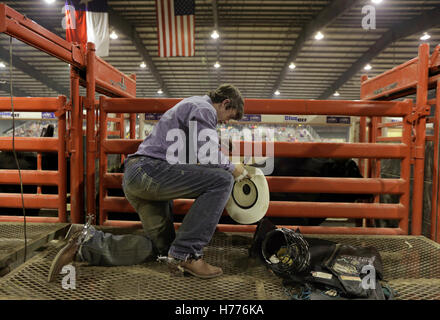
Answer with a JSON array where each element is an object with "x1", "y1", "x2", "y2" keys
[
  {"x1": 319, "y1": 5, "x2": 440, "y2": 100},
  {"x1": 269, "y1": 0, "x2": 361, "y2": 97},
  {"x1": 0, "y1": 82, "x2": 30, "y2": 97},
  {"x1": 0, "y1": 46, "x2": 69, "y2": 96},
  {"x1": 108, "y1": 7, "x2": 169, "y2": 96}
]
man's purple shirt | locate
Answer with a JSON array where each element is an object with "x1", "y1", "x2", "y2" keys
[{"x1": 131, "y1": 95, "x2": 235, "y2": 172}]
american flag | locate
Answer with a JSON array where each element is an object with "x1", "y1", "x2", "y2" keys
[{"x1": 156, "y1": 0, "x2": 195, "y2": 57}]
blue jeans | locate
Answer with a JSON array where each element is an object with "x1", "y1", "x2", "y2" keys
[{"x1": 79, "y1": 155, "x2": 234, "y2": 265}]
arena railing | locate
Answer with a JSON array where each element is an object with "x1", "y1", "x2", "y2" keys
[
  {"x1": 0, "y1": 4, "x2": 137, "y2": 224},
  {"x1": 0, "y1": 96, "x2": 67, "y2": 223},
  {"x1": 98, "y1": 97, "x2": 413, "y2": 236},
  {"x1": 361, "y1": 43, "x2": 440, "y2": 242}
]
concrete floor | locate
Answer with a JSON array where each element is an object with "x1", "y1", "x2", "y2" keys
[{"x1": 0, "y1": 222, "x2": 439, "y2": 300}]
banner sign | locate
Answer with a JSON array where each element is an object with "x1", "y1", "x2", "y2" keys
[
  {"x1": 0, "y1": 112, "x2": 55, "y2": 119},
  {"x1": 326, "y1": 116, "x2": 351, "y2": 124}
]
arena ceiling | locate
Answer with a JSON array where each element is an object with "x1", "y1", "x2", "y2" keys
[{"x1": 0, "y1": 0, "x2": 440, "y2": 101}]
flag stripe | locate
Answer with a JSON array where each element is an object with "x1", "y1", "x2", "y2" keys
[
  {"x1": 86, "y1": 12, "x2": 109, "y2": 57},
  {"x1": 171, "y1": 0, "x2": 177, "y2": 56},
  {"x1": 189, "y1": 15, "x2": 194, "y2": 56},
  {"x1": 163, "y1": 0, "x2": 169, "y2": 57},
  {"x1": 183, "y1": 15, "x2": 188, "y2": 56},
  {"x1": 157, "y1": 0, "x2": 164, "y2": 57},
  {"x1": 66, "y1": 10, "x2": 87, "y2": 46},
  {"x1": 179, "y1": 16, "x2": 185, "y2": 56},
  {"x1": 156, "y1": 0, "x2": 195, "y2": 57}
]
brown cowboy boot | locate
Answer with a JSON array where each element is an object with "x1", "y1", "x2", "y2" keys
[
  {"x1": 47, "y1": 227, "x2": 83, "y2": 283},
  {"x1": 168, "y1": 257, "x2": 223, "y2": 279}
]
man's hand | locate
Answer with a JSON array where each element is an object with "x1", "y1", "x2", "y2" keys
[{"x1": 232, "y1": 163, "x2": 251, "y2": 181}]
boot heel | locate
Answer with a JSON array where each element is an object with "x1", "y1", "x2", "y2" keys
[{"x1": 168, "y1": 263, "x2": 185, "y2": 277}]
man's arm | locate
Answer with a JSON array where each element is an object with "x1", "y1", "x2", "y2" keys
[{"x1": 189, "y1": 106, "x2": 235, "y2": 172}]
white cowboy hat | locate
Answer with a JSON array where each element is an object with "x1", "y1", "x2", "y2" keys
[{"x1": 225, "y1": 165, "x2": 270, "y2": 224}]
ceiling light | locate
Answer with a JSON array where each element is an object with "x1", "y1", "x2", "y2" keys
[
  {"x1": 333, "y1": 91, "x2": 340, "y2": 97},
  {"x1": 110, "y1": 31, "x2": 118, "y2": 40},
  {"x1": 211, "y1": 30, "x2": 219, "y2": 40},
  {"x1": 274, "y1": 90, "x2": 280, "y2": 96},
  {"x1": 140, "y1": 62, "x2": 146, "y2": 68},
  {"x1": 44, "y1": 0, "x2": 56, "y2": 4},
  {"x1": 0, "y1": 62, "x2": 5, "y2": 68},
  {"x1": 364, "y1": 64, "x2": 372, "y2": 71},
  {"x1": 314, "y1": 31, "x2": 324, "y2": 41},
  {"x1": 289, "y1": 63, "x2": 296, "y2": 70},
  {"x1": 371, "y1": 0, "x2": 383, "y2": 4},
  {"x1": 420, "y1": 32, "x2": 431, "y2": 41},
  {"x1": 214, "y1": 61, "x2": 221, "y2": 68},
  {"x1": 157, "y1": 89, "x2": 163, "y2": 94}
]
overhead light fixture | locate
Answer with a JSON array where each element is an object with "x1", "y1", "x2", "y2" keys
[
  {"x1": 0, "y1": 62, "x2": 5, "y2": 68},
  {"x1": 157, "y1": 89, "x2": 163, "y2": 94},
  {"x1": 314, "y1": 31, "x2": 324, "y2": 41},
  {"x1": 420, "y1": 32, "x2": 431, "y2": 41},
  {"x1": 140, "y1": 62, "x2": 147, "y2": 69},
  {"x1": 214, "y1": 61, "x2": 221, "y2": 68},
  {"x1": 333, "y1": 91, "x2": 340, "y2": 97},
  {"x1": 371, "y1": 0, "x2": 383, "y2": 4},
  {"x1": 289, "y1": 63, "x2": 296, "y2": 70},
  {"x1": 211, "y1": 30, "x2": 219, "y2": 40},
  {"x1": 364, "y1": 64, "x2": 372, "y2": 71},
  {"x1": 110, "y1": 31, "x2": 118, "y2": 40},
  {"x1": 44, "y1": 0, "x2": 56, "y2": 4},
  {"x1": 274, "y1": 90, "x2": 280, "y2": 96}
]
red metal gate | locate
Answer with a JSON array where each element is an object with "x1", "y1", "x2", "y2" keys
[
  {"x1": 0, "y1": 96, "x2": 67, "y2": 223},
  {"x1": 361, "y1": 43, "x2": 440, "y2": 242},
  {"x1": 98, "y1": 97, "x2": 413, "y2": 235}
]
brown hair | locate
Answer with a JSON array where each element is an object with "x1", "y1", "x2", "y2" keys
[{"x1": 208, "y1": 84, "x2": 244, "y2": 120}]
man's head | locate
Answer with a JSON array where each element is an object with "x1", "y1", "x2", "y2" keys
[{"x1": 208, "y1": 84, "x2": 244, "y2": 123}]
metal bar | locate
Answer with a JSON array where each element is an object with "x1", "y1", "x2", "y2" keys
[
  {"x1": 130, "y1": 114, "x2": 136, "y2": 139},
  {"x1": 378, "y1": 122, "x2": 403, "y2": 128},
  {"x1": 86, "y1": 42, "x2": 96, "y2": 224},
  {"x1": 102, "y1": 173, "x2": 406, "y2": 195},
  {"x1": 101, "y1": 197, "x2": 404, "y2": 220},
  {"x1": 0, "y1": 216, "x2": 60, "y2": 223},
  {"x1": 0, "y1": 170, "x2": 58, "y2": 185},
  {"x1": 0, "y1": 194, "x2": 59, "y2": 209},
  {"x1": 376, "y1": 137, "x2": 402, "y2": 142},
  {"x1": 101, "y1": 220, "x2": 404, "y2": 235},
  {"x1": 411, "y1": 43, "x2": 430, "y2": 236},
  {"x1": 399, "y1": 104, "x2": 413, "y2": 234},
  {"x1": 102, "y1": 139, "x2": 409, "y2": 159},
  {"x1": 433, "y1": 81, "x2": 440, "y2": 242},
  {"x1": 0, "y1": 97, "x2": 61, "y2": 112},
  {"x1": 358, "y1": 85, "x2": 368, "y2": 178},
  {"x1": 99, "y1": 96, "x2": 109, "y2": 225},
  {"x1": 215, "y1": 225, "x2": 405, "y2": 235},
  {"x1": 93, "y1": 57, "x2": 136, "y2": 98},
  {"x1": 69, "y1": 68, "x2": 83, "y2": 224},
  {"x1": 0, "y1": 137, "x2": 58, "y2": 152},
  {"x1": 0, "y1": 4, "x2": 136, "y2": 100},
  {"x1": 36, "y1": 153, "x2": 42, "y2": 194},
  {"x1": 102, "y1": 98, "x2": 412, "y2": 117},
  {"x1": 57, "y1": 96, "x2": 67, "y2": 223}
]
